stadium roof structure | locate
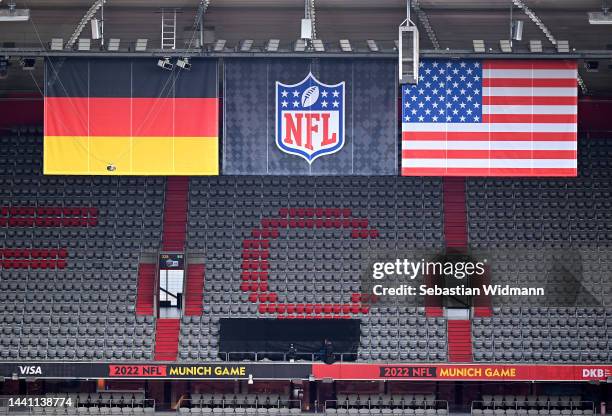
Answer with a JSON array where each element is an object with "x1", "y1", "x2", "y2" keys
[{"x1": 1, "y1": 0, "x2": 612, "y2": 94}]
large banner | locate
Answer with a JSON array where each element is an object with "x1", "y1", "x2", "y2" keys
[
  {"x1": 0, "y1": 362, "x2": 610, "y2": 381},
  {"x1": 401, "y1": 59, "x2": 577, "y2": 177},
  {"x1": 44, "y1": 58, "x2": 219, "y2": 175},
  {"x1": 223, "y1": 58, "x2": 398, "y2": 175}
]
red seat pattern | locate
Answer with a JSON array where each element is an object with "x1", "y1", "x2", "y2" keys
[
  {"x1": 0, "y1": 248, "x2": 69, "y2": 269},
  {"x1": 240, "y1": 209, "x2": 379, "y2": 320}
]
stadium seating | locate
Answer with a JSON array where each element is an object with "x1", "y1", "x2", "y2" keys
[
  {"x1": 1, "y1": 129, "x2": 611, "y2": 364},
  {"x1": 471, "y1": 395, "x2": 594, "y2": 416},
  {"x1": 0, "y1": 129, "x2": 161, "y2": 360},
  {"x1": 325, "y1": 393, "x2": 448, "y2": 415},
  {"x1": 180, "y1": 175, "x2": 446, "y2": 361},
  {"x1": 179, "y1": 393, "x2": 302, "y2": 415},
  {"x1": 467, "y1": 137, "x2": 612, "y2": 363}
]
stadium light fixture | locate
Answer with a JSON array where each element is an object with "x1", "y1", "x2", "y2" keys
[
  {"x1": 366, "y1": 39, "x2": 379, "y2": 52},
  {"x1": 312, "y1": 39, "x2": 324, "y2": 52},
  {"x1": 107, "y1": 38, "x2": 120, "y2": 51},
  {"x1": 556, "y1": 40, "x2": 570, "y2": 53},
  {"x1": 20, "y1": 58, "x2": 35, "y2": 71},
  {"x1": 50, "y1": 38, "x2": 64, "y2": 51},
  {"x1": 135, "y1": 39, "x2": 148, "y2": 51},
  {"x1": 529, "y1": 40, "x2": 542, "y2": 53},
  {"x1": 472, "y1": 40, "x2": 485, "y2": 53},
  {"x1": 240, "y1": 39, "x2": 253, "y2": 52},
  {"x1": 247, "y1": 374, "x2": 253, "y2": 385},
  {"x1": 176, "y1": 57, "x2": 191, "y2": 70},
  {"x1": 78, "y1": 38, "x2": 91, "y2": 51},
  {"x1": 266, "y1": 39, "x2": 280, "y2": 52},
  {"x1": 339, "y1": 39, "x2": 351, "y2": 52},
  {"x1": 213, "y1": 39, "x2": 226, "y2": 52},
  {"x1": 499, "y1": 39, "x2": 512, "y2": 53},
  {"x1": 294, "y1": 39, "x2": 306, "y2": 52},
  {"x1": 585, "y1": 61, "x2": 599, "y2": 72},
  {"x1": 157, "y1": 57, "x2": 173, "y2": 71}
]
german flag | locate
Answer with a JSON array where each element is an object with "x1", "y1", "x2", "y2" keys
[{"x1": 44, "y1": 58, "x2": 218, "y2": 175}]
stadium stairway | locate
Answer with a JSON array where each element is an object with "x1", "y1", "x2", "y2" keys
[
  {"x1": 154, "y1": 318, "x2": 181, "y2": 361},
  {"x1": 135, "y1": 263, "x2": 156, "y2": 316},
  {"x1": 184, "y1": 262, "x2": 205, "y2": 316},
  {"x1": 447, "y1": 320, "x2": 473, "y2": 362},
  {"x1": 162, "y1": 177, "x2": 189, "y2": 251},
  {"x1": 443, "y1": 177, "x2": 468, "y2": 249}
]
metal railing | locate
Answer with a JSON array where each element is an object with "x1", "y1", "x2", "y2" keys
[
  {"x1": 470, "y1": 401, "x2": 595, "y2": 414},
  {"x1": 218, "y1": 351, "x2": 358, "y2": 362},
  {"x1": 177, "y1": 398, "x2": 301, "y2": 411},
  {"x1": 322, "y1": 399, "x2": 449, "y2": 413}
]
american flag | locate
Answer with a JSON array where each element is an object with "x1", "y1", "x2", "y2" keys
[{"x1": 401, "y1": 59, "x2": 578, "y2": 176}]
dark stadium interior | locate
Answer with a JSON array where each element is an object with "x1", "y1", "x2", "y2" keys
[{"x1": 1, "y1": 0, "x2": 612, "y2": 414}]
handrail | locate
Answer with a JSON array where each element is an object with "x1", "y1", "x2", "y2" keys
[
  {"x1": 470, "y1": 400, "x2": 595, "y2": 413},
  {"x1": 218, "y1": 351, "x2": 358, "y2": 362},
  {"x1": 324, "y1": 399, "x2": 449, "y2": 411},
  {"x1": 176, "y1": 398, "x2": 301, "y2": 410}
]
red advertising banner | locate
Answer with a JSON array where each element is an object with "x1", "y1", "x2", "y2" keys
[{"x1": 313, "y1": 364, "x2": 612, "y2": 382}]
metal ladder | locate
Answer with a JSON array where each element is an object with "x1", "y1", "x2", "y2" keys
[{"x1": 161, "y1": 8, "x2": 177, "y2": 50}]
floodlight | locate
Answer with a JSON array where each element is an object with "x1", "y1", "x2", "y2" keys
[
  {"x1": 157, "y1": 57, "x2": 173, "y2": 71},
  {"x1": 585, "y1": 61, "x2": 599, "y2": 72},
  {"x1": 20, "y1": 58, "x2": 35, "y2": 71},
  {"x1": 366, "y1": 39, "x2": 379, "y2": 52},
  {"x1": 500, "y1": 39, "x2": 512, "y2": 53},
  {"x1": 176, "y1": 58, "x2": 191, "y2": 70},
  {"x1": 135, "y1": 39, "x2": 148, "y2": 51},
  {"x1": 472, "y1": 40, "x2": 485, "y2": 53},
  {"x1": 529, "y1": 40, "x2": 542, "y2": 53},
  {"x1": 339, "y1": 39, "x2": 351, "y2": 52},
  {"x1": 266, "y1": 39, "x2": 280, "y2": 52}
]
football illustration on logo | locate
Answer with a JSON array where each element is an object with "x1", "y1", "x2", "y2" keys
[{"x1": 301, "y1": 86, "x2": 320, "y2": 108}]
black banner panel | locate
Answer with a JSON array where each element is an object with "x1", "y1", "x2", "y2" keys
[
  {"x1": 0, "y1": 362, "x2": 311, "y2": 380},
  {"x1": 222, "y1": 58, "x2": 398, "y2": 175},
  {"x1": 219, "y1": 318, "x2": 360, "y2": 355}
]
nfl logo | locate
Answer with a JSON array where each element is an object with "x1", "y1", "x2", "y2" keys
[{"x1": 276, "y1": 72, "x2": 345, "y2": 164}]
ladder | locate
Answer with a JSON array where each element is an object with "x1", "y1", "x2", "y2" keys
[{"x1": 161, "y1": 8, "x2": 177, "y2": 50}]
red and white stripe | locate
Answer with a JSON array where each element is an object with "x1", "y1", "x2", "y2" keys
[{"x1": 402, "y1": 60, "x2": 578, "y2": 177}]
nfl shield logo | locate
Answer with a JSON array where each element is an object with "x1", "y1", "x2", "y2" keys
[{"x1": 276, "y1": 72, "x2": 345, "y2": 164}]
